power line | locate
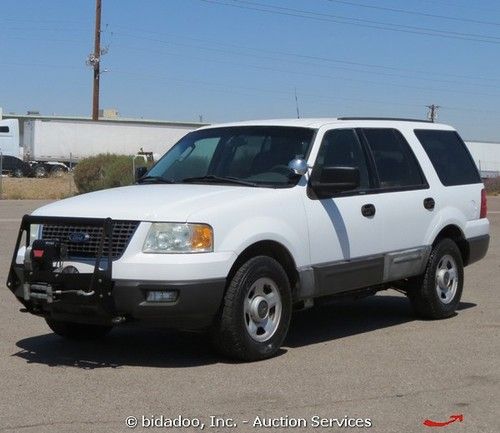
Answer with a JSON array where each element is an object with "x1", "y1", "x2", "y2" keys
[
  {"x1": 325, "y1": 0, "x2": 500, "y2": 27},
  {"x1": 108, "y1": 25, "x2": 500, "y2": 84},
  {"x1": 112, "y1": 32, "x2": 500, "y2": 97},
  {"x1": 2, "y1": 60, "x2": 496, "y2": 117},
  {"x1": 109, "y1": 68, "x2": 500, "y2": 116},
  {"x1": 4, "y1": 18, "x2": 500, "y2": 84},
  {"x1": 198, "y1": 0, "x2": 500, "y2": 44}
]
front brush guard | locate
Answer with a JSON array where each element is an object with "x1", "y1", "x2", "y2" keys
[{"x1": 7, "y1": 215, "x2": 116, "y2": 316}]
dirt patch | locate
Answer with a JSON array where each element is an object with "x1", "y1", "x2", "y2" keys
[{"x1": 0, "y1": 175, "x2": 76, "y2": 200}]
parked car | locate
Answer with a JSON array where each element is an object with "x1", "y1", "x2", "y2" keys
[
  {"x1": 1, "y1": 155, "x2": 32, "y2": 177},
  {"x1": 7, "y1": 118, "x2": 489, "y2": 361}
]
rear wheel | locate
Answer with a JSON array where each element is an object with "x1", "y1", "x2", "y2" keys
[
  {"x1": 34, "y1": 165, "x2": 48, "y2": 178},
  {"x1": 408, "y1": 238, "x2": 464, "y2": 319},
  {"x1": 212, "y1": 256, "x2": 292, "y2": 361},
  {"x1": 45, "y1": 319, "x2": 112, "y2": 340},
  {"x1": 50, "y1": 166, "x2": 66, "y2": 177}
]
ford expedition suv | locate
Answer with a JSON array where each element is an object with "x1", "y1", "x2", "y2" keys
[{"x1": 7, "y1": 118, "x2": 489, "y2": 361}]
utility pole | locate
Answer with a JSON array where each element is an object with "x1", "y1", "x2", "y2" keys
[
  {"x1": 426, "y1": 104, "x2": 440, "y2": 122},
  {"x1": 91, "y1": 0, "x2": 102, "y2": 121}
]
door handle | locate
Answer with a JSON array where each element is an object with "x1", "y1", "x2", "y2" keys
[
  {"x1": 424, "y1": 197, "x2": 435, "y2": 210},
  {"x1": 361, "y1": 204, "x2": 376, "y2": 217}
]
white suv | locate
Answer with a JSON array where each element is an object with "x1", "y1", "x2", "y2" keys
[{"x1": 7, "y1": 118, "x2": 490, "y2": 361}]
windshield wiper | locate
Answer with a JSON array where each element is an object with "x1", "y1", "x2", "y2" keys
[
  {"x1": 136, "y1": 176, "x2": 175, "y2": 184},
  {"x1": 181, "y1": 175, "x2": 258, "y2": 187}
]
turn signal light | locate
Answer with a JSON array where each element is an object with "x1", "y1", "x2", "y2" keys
[{"x1": 191, "y1": 225, "x2": 213, "y2": 250}]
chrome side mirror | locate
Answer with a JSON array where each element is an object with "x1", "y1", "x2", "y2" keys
[{"x1": 288, "y1": 158, "x2": 309, "y2": 176}]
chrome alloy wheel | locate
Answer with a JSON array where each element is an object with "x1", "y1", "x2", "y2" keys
[
  {"x1": 435, "y1": 254, "x2": 459, "y2": 304},
  {"x1": 243, "y1": 277, "x2": 282, "y2": 342}
]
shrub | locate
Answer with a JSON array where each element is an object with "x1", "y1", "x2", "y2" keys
[{"x1": 74, "y1": 154, "x2": 137, "y2": 193}]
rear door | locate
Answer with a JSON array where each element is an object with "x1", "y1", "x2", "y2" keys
[{"x1": 358, "y1": 127, "x2": 435, "y2": 281}]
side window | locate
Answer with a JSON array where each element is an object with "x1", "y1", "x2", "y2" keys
[
  {"x1": 315, "y1": 129, "x2": 370, "y2": 190},
  {"x1": 0, "y1": 126, "x2": 10, "y2": 133},
  {"x1": 414, "y1": 130, "x2": 481, "y2": 186},
  {"x1": 163, "y1": 137, "x2": 219, "y2": 179},
  {"x1": 362, "y1": 128, "x2": 425, "y2": 189}
]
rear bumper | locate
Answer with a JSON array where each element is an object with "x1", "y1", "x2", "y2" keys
[{"x1": 466, "y1": 234, "x2": 490, "y2": 266}]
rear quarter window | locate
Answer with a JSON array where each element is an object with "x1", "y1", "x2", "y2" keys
[{"x1": 414, "y1": 130, "x2": 481, "y2": 186}]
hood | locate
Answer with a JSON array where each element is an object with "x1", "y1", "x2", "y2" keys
[{"x1": 32, "y1": 184, "x2": 273, "y2": 221}]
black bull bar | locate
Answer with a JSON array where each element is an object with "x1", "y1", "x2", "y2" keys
[{"x1": 7, "y1": 215, "x2": 117, "y2": 320}]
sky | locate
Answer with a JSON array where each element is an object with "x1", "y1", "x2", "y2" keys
[{"x1": 1, "y1": 0, "x2": 500, "y2": 141}]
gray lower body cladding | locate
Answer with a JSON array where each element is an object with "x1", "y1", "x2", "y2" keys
[{"x1": 298, "y1": 236, "x2": 488, "y2": 299}]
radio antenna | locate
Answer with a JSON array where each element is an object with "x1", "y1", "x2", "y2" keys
[{"x1": 294, "y1": 88, "x2": 301, "y2": 119}]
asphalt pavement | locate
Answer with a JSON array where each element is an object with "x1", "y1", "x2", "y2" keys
[{"x1": 0, "y1": 198, "x2": 498, "y2": 433}]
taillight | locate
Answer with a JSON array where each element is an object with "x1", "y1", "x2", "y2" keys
[{"x1": 480, "y1": 188, "x2": 487, "y2": 218}]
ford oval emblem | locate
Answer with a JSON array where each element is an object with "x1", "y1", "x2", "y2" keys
[{"x1": 68, "y1": 232, "x2": 90, "y2": 243}]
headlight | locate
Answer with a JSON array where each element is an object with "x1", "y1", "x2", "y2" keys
[
  {"x1": 143, "y1": 223, "x2": 213, "y2": 253},
  {"x1": 29, "y1": 224, "x2": 41, "y2": 245}
]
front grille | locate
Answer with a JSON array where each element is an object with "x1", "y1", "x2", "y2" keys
[{"x1": 41, "y1": 220, "x2": 140, "y2": 260}]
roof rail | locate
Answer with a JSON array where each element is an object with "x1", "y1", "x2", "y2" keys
[{"x1": 337, "y1": 117, "x2": 433, "y2": 123}]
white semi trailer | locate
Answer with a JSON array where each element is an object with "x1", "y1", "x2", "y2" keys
[
  {"x1": 465, "y1": 141, "x2": 500, "y2": 178},
  {"x1": 0, "y1": 115, "x2": 203, "y2": 177}
]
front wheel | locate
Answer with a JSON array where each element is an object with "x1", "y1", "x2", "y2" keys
[
  {"x1": 212, "y1": 256, "x2": 292, "y2": 361},
  {"x1": 408, "y1": 238, "x2": 464, "y2": 319},
  {"x1": 45, "y1": 319, "x2": 112, "y2": 340}
]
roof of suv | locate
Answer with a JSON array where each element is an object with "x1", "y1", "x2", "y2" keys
[{"x1": 199, "y1": 117, "x2": 454, "y2": 130}]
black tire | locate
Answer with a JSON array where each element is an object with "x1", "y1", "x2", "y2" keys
[
  {"x1": 408, "y1": 238, "x2": 464, "y2": 319},
  {"x1": 13, "y1": 168, "x2": 24, "y2": 178},
  {"x1": 34, "y1": 165, "x2": 48, "y2": 178},
  {"x1": 50, "y1": 166, "x2": 66, "y2": 177},
  {"x1": 212, "y1": 256, "x2": 292, "y2": 361},
  {"x1": 45, "y1": 318, "x2": 112, "y2": 340}
]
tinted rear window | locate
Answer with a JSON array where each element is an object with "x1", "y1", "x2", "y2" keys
[{"x1": 414, "y1": 130, "x2": 481, "y2": 186}]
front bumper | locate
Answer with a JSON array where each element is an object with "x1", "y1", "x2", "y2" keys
[
  {"x1": 7, "y1": 215, "x2": 227, "y2": 330},
  {"x1": 25, "y1": 278, "x2": 226, "y2": 329}
]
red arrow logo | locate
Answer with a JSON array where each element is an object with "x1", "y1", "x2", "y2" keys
[{"x1": 423, "y1": 414, "x2": 464, "y2": 427}]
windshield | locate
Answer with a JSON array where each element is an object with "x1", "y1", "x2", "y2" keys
[{"x1": 143, "y1": 126, "x2": 315, "y2": 187}]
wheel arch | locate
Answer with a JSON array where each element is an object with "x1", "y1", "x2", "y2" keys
[
  {"x1": 432, "y1": 224, "x2": 469, "y2": 265},
  {"x1": 226, "y1": 240, "x2": 299, "y2": 298}
]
